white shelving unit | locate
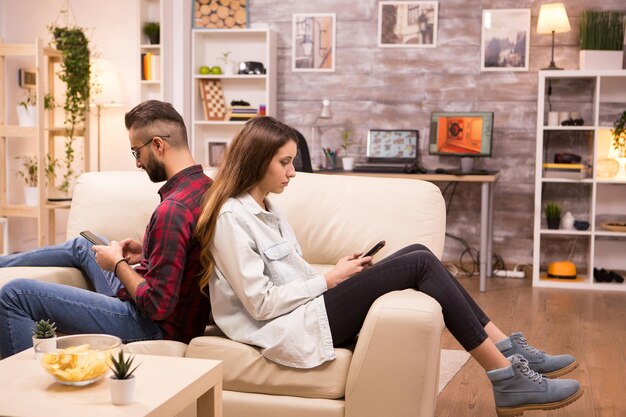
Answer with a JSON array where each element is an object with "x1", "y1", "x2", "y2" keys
[
  {"x1": 191, "y1": 28, "x2": 276, "y2": 166},
  {"x1": 533, "y1": 70, "x2": 626, "y2": 292},
  {"x1": 139, "y1": 0, "x2": 163, "y2": 101}
]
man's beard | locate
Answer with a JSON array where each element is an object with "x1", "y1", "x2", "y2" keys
[{"x1": 145, "y1": 151, "x2": 167, "y2": 183}]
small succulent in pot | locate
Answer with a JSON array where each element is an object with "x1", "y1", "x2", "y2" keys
[
  {"x1": 109, "y1": 350, "x2": 140, "y2": 380},
  {"x1": 32, "y1": 319, "x2": 57, "y2": 339}
]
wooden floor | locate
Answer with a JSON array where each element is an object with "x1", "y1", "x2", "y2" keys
[{"x1": 436, "y1": 275, "x2": 626, "y2": 417}]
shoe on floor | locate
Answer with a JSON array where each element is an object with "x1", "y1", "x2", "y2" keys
[
  {"x1": 496, "y1": 332, "x2": 578, "y2": 378},
  {"x1": 487, "y1": 354, "x2": 583, "y2": 417}
]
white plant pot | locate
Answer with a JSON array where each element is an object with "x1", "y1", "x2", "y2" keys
[
  {"x1": 23, "y1": 186, "x2": 39, "y2": 207},
  {"x1": 579, "y1": 50, "x2": 624, "y2": 71},
  {"x1": 342, "y1": 157, "x2": 355, "y2": 171},
  {"x1": 16, "y1": 105, "x2": 36, "y2": 127},
  {"x1": 110, "y1": 376, "x2": 136, "y2": 405},
  {"x1": 222, "y1": 61, "x2": 237, "y2": 75},
  {"x1": 32, "y1": 336, "x2": 56, "y2": 353}
]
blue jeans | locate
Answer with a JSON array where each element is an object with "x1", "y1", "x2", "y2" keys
[{"x1": 0, "y1": 237, "x2": 163, "y2": 357}]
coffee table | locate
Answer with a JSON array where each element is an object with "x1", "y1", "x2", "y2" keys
[{"x1": 0, "y1": 348, "x2": 222, "y2": 417}]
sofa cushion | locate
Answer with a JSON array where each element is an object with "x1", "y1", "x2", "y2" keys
[
  {"x1": 186, "y1": 336, "x2": 352, "y2": 399},
  {"x1": 0, "y1": 267, "x2": 91, "y2": 290}
]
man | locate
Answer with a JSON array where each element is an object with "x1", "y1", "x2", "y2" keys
[{"x1": 0, "y1": 100, "x2": 212, "y2": 357}]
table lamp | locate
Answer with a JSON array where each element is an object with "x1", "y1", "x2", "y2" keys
[
  {"x1": 537, "y1": 3, "x2": 571, "y2": 70},
  {"x1": 90, "y1": 58, "x2": 123, "y2": 170},
  {"x1": 311, "y1": 99, "x2": 332, "y2": 168}
]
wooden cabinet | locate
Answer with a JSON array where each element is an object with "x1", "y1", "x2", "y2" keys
[
  {"x1": 190, "y1": 28, "x2": 276, "y2": 166},
  {"x1": 533, "y1": 70, "x2": 626, "y2": 292},
  {"x1": 0, "y1": 39, "x2": 90, "y2": 248}
]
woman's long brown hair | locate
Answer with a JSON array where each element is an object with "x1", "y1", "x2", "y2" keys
[{"x1": 196, "y1": 116, "x2": 298, "y2": 295}]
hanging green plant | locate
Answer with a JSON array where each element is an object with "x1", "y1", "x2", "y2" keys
[{"x1": 49, "y1": 25, "x2": 91, "y2": 193}]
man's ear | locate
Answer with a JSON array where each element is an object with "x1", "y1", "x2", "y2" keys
[{"x1": 153, "y1": 136, "x2": 166, "y2": 154}]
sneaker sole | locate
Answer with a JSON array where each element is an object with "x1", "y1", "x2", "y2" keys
[
  {"x1": 542, "y1": 360, "x2": 579, "y2": 378},
  {"x1": 495, "y1": 386, "x2": 584, "y2": 417}
]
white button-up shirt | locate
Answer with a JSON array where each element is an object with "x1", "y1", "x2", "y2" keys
[{"x1": 208, "y1": 193, "x2": 335, "y2": 368}]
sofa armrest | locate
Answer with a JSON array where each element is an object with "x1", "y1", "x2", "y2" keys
[{"x1": 345, "y1": 289, "x2": 444, "y2": 417}]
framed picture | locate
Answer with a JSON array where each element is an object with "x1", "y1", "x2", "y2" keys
[
  {"x1": 481, "y1": 9, "x2": 530, "y2": 71},
  {"x1": 292, "y1": 13, "x2": 336, "y2": 72},
  {"x1": 378, "y1": 1, "x2": 438, "y2": 48},
  {"x1": 208, "y1": 142, "x2": 227, "y2": 167},
  {"x1": 193, "y1": 0, "x2": 248, "y2": 28}
]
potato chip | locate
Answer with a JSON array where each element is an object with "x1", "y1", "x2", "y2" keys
[{"x1": 40, "y1": 344, "x2": 114, "y2": 383}]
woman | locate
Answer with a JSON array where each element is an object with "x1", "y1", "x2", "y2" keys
[{"x1": 196, "y1": 117, "x2": 583, "y2": 417}]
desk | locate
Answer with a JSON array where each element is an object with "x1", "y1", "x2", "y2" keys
[
  {"x1": 0, "y1": 349, "x2": 223, "y2": 417},
  {"x1": 322, "y1": 171, "x2": 499, "y2": 292}
]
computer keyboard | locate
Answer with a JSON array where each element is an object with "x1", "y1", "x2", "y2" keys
[{"x1": 352, "y1": 164, "x2": 408, "y2": 173}]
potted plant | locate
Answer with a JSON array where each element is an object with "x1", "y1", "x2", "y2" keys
[
  {"x1": 142, "y1": 21, "x2": 160, "y2": 45},
  {"x1": 15, "y1": 155, "x2": 60, "y2": 206},
  {"x1": 544, "y1": 202, "x2": 562, "y2": 230},
  {"x1": 611, "y1": 110, "x2": 626, "y2": 159},
  {"x1": 49, "y1": 25, "x2": 91, "y2": 195},
  {"x1": 32, "y1": 319, "x2": 57, "y2": 353},
  {"x1": 218, "y1": 51, "x2": 236, "y2": 75},
  {"x1": 579, "y1": 10, "x2": 625, "y2": 70},
  {"x1": 16, "y1": 90, "x2": 36, "y2": 127},
  {"x1": 109, "y1": 350, "x2": 140, "y2": 405},
  {"x1": 338, "y1": 128, "x2": 354, "y2": 171}
]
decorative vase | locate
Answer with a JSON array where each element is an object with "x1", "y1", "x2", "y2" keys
[
  {"x1": 562, "y1": 211, "x2": 575, "y2": 230},
  {"x1": 579, "y1": 50, "x2": 623, "y2": 70},
  {"x1": 23, "y1": 186, "x2": 38, "y2": 207},
  {"x1": 110, "y1": 376, "x2": 136, "y2": 405},
  {"x1": 32, "y1": 336, "x2": 56, "y2": 353},
  {"x1": 16, "y1": 105, "x2": 36, "y2": 127},
  {"x1": 547, "y1": 216, "x2": 561, "y2": 230},
  {"x1": 342, "y1": 157, "x2": 355, "y2": 171}
]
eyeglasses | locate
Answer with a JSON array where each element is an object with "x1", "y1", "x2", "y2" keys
[{"x1": 131, "y1": 135, "x2": 170, "y2": 160}]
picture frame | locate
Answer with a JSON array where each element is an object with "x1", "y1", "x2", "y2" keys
[
  {"x1": 292, "y1": 13, "x2": 336, "y2": 72},
  {"x1": 208, "y1": 142, "x2": 227, "y2": 167},
  {"x1": 378, "y1": 1, "x2": 438, "y2": 48},
  {"x1": 481, "y1": 9, "x2": 531, "y2": 71},
  {"x1": 193, "y1": 0, "x2": 248, "y2": 29}
]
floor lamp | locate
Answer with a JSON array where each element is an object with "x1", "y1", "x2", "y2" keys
[
  {"x1": 311, "y1": 99, "x2": 332, "y2": 169},
  {"x1": 90, "y1": 58, "x2": 123, "y2": 171}
]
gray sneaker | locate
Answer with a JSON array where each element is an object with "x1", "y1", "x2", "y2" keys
[
  {"x1": 495, "y1": 332, "x2": 578, "y2": 378},
  {"x1": 487, "y1": 354, "x2": 583, "y2": 417}
]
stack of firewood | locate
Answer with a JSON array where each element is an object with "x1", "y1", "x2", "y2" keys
[{"x1": 194, "y1": 0, "x2": 247, "y2": 29}]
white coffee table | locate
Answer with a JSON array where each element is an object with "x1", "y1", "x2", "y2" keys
[{"x1": 0, "y1": 348, "x2": 222, "y2": 417}]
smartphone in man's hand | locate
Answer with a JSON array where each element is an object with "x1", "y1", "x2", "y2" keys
[
  {"x1": 361, "y1": 240, "x2": 386, "y2": 258},
  {"x1": 80, "y1": 231, "x2": 107, "y2": 246}
]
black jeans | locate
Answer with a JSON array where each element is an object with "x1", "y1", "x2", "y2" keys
[{"x1": 323, "y1": 244, "x2": 490, "y2": 352}]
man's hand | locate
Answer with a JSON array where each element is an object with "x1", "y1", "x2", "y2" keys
[
  {"x1": 119, "y1": 238, "x2": 143, "y2": 265},
  {"x1": 324, "y1": 253, "x2": 372, "y2": 289},
  {"x1": 92, "y1": 241, "x2": 125, "y2": 272}
]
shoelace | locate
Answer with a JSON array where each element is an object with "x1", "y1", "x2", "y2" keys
[
  {"x1": 517, "y1": 356, "x2": 543, "y2": 383},
  {"x1": 515, "y1": 334, "x2": 544, "y2": 356}
]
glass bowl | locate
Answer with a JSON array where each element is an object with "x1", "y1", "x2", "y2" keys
[{"x1": 35, "y1": 334, "x2": 122, "y2": 386}]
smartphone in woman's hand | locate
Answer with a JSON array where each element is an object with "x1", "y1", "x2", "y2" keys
[{"x1": 361, "y1": 240, "x2": 386, "y2": 258}]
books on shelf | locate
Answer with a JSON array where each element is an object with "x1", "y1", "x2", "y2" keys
[
  {"x1": 141, "y1": 52, "x2": 161, "y2": 81},
  {"x1": 227, "y1": 105, "x2": 258, "y2": 121},
  {"x1": 543, "y1": 163, "x2": 588, "y2": 179}
]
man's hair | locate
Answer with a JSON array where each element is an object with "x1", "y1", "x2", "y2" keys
[{"x1": 125, "y1": 100, "x2": 188, "y2": 147}]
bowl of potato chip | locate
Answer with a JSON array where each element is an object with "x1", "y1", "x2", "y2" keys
[{"x1": 35, "y1": 334, "x2": 122, "y2": 386}]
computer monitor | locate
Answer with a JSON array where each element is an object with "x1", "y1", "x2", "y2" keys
[
  {"x1": 366, "y1": 129, "x2": 419, "y2": 164},
  {"x1": 428, "y1": 112, "x2": 494, "y2": 171}
]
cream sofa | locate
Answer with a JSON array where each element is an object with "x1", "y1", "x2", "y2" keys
[{"x1": 0, "y1": 170, "x2": 447, "y2": 417}]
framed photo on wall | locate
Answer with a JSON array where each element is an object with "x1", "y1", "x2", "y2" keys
[
  {"x1": 292, "y1": 13, "x2": 336, "y2": 72},
  {"x1": 378, "y1": 1, "x2": 438, "y2": 48},
  {"x1": 208, "y1": 142, "x2": 227, "y2": 167},
  {"x1": 481, "y1": 9, "x2": 530, "y2": 71}
]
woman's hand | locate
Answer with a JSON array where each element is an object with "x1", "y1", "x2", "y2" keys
[
  {"x1": 119, "y1": 238, "x2": 143, "y2": 265},
  {"x1": 324, "y1": 253, "x2": 373, "y2": 289}
]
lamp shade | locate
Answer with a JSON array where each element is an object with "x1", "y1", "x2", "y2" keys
[
  {"x1": 318, "y1": 99, "x2": 332, "y2": 119},
  {"x1": 537, "y1": 3, "x2": 571, "y2": 34},
  {"x1": 90, "y1": 58, "x2": 123, "y2": 107}
]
